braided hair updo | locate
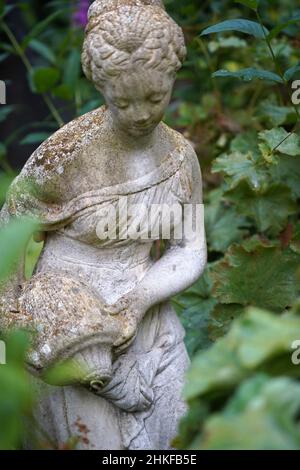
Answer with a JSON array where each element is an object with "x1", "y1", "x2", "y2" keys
[{"x1": 82, "y1": 0, "x2": 186, "y2": 90}]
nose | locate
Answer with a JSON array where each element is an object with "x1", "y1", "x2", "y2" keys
[
  {"x1": 133, "y1": 109, "x2": 151, "y2": 126},
  {"x1": 136, "y1": 116, "x2": 149, "y2": 124}
]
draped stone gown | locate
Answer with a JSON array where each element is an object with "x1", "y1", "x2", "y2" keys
[{"x1": 5, "y1": 108, "x2": 195, "y2": 450}]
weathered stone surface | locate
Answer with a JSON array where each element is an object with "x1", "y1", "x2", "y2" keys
[{"x1": 0, "y1": 0, "x2": 207, "y2": 450}]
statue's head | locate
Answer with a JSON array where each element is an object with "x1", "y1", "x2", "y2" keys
[{"x1": 82, "y1": 0, "x2": 186, "y2": 136}]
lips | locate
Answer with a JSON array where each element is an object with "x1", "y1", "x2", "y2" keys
[
  {"x1": 132, "y1": 120, "x2": 157, "y2": 132},
  {"x1": 134, "y1": 121, "x2": 153, "y2": 129}
]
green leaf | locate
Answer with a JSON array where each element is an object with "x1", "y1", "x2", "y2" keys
[
  {"x1": 175, "y1": 399, "x2": 209, "y2": 450},
  {"x1": 184, "y1": 307, "x2": 300, "y2": 400},
  {"x1": 199, "y1": 375, "x2": 300, "y2": 450},
  {"x1": 25, "y1": 236, "x2": 44, "y2": 280},
  {"x1": 284, "y1": 63, "x2": 300, "y2": 81},
  {"x1": 79, "y1": 98, "x2": 103, "y2": 115},
  {"x1": 230, "y1": 131, "x2": 259, "y2": 154},
  {"x1": 235, "y1": 0, "x2": 259, "y2": 11},
  {"x1": 207, "y1": 36, "x2": 247, "y2": 53},
  {"x1": 52, "y1": 84, "x2": 74, "y2": 101},
  {"x1": 0, "y1": 142, "x2": 6, "y2": 160},
  {"x1": 270, "y1": 155, "x2": 300, "y2": 198},
  {"x1": 259, "y1": 127, "x2": 300, "y2": 156},
  {"x1": 205, "y1": 188, "x2": 250, "y2": 253},
  {"x1": 63, "y1": 49, "x2": 81, "y2": 88},
  {"x1": 258, "y1": 102, "x2": 295, "y2": 126},
  {"x1": 0, "y1": 173, "x2": 14, "y2": 204},
  {"x1": 21, "y1": 132, "x2": 51, "y2": 145},
  {"x1": 175, "y1": 298, "x2": 216, "y2": 357},
  {"x1": 211, "y1": 240, "x2": 300, "y2": 310},
  {"x1": 30, "y1": 67, "x2": 60, "y2": 94},
  {"x1": 208, "y1": 304, "x2": 244, "y2": 341},
  {"x1": 174, "y1": 268, "x2": 216, "y2": 356},
  {"x1": 185, "y1": 334, "x2": 244, "y2": 401},
  {"x1": 200, "y1": 19, "x2": 269, "y2": 39},
  {"x1": 212, "y1": 151, "x2": 268, "y2": 192},
  {"x1": 0, "y1": 53, "x2": 9, "y2": 63},
  {"x1": 226, "y1": 181, "x2": 297, "y2": 234},
  {"x1": 0, "y1": 218, "x2": 39, "y2": 282},
  {"x1": 212, "y1": 68, "x2": 284, "y2": 84},
  {"x1": 0, "y1": 105, "x2": 15, "y2": 123},
  {"x1": 21, "y1": 10, "x2": 66, "y2": 50},
  {"x1": 0, "y1": 330, "x2": 33, "y2": 449},
  {"x1": 290, "y1": 223, "x2": 300, "y2": 255},
  {"x1": 42, "y1": 358, "x2": 87, "y2": 386},
  {"x1": 29, "y1": 39, "x2": 56, "y2": 64},
  {"x1": 0, "y1": 4, "x2": 14, "y2": 20}
]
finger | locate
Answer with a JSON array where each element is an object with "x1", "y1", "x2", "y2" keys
[
  {"x1": 104, "y1": 305, "x2": 122, "y2": 315},
  {"x1": 114, "y1": 343, "x2": 131, "y2": 355},
  {"x1": 114, "y1": 332, "x2": 136, "y2": 352}
]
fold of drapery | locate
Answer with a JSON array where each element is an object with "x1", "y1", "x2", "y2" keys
[
  {"x1": 6, "y1": 144, "x2": 187, "y2": 232},
  {"x1": 99, "y1": 302, "x2": 189, "y2": 449}
]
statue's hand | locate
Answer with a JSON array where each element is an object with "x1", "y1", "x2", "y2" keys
[{"x1": 104, "y1": 294, "x2": 148, "y2": 354}]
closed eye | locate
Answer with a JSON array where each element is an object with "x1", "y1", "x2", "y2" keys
[
  {"x1": 149, "y1": 93, "x2": 166, "y2": 104},
  {"x1": 114, "y1": 100, "x2": 129, "y2": 109},
  {"x1": 150, "y1": 98, "x2": 163, "y2": 104}
]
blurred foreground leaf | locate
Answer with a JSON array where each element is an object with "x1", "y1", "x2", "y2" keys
[
  {"x1": 0, "y1": 330, "x2": 33, "y2": 450},
  {"x1": 197, "y1": 375, "x2": 300, "y2": 450},
  {"x1": 184, "y1": 307, "x2": 300, "y2": 401},
  {"x1": 0, "y1": 218, "x2": 38, "y2": 282}
]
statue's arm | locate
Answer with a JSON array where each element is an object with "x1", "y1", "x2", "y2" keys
[
  {"x1": 133, "y1": 147, "x2": 207, "y2": 312},
  {"x1": 0, "y1": 109, "x2": 99, "y2": 316},
  {"x1": 0, "y1": 159, "x2": 54, "y2": 313}
]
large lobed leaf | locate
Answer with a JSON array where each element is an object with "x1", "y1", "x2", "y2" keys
[
  {"x1": 259, "y1": 128, "x2": 300, "y2": 156},
  {"x1": 210, "y1": 240, "x2": 300, "y2": 311},
  {"x1": 0, "y1": 218, "x2": 39, "y2": 283},
  {"x1": 212, "y1": 150, "x2": 269, "y2": 192},
  {"x1": 204, "y1": 188, "x2": 250, "y2": 253},
  {"x1": 173, "y1": 267, "x2": 216, "y2": 356},
  {"x1": 225, "y1": 181, "x2": 297, "y2": 234}
]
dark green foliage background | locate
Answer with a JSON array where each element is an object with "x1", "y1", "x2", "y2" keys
[{"x1": 0, "y1": 0, "x2": 300, "y2": 449}]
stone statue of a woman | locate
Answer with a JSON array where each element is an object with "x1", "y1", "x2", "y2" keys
[{"x1": 0, "y1": 0, "x2": 207, "y2": 450}]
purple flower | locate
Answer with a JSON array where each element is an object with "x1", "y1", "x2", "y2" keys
[{"x1": 73, "y1": 0, "x2": 90, "y2": 28}]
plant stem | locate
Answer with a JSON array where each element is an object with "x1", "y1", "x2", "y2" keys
[
  {"x1": 0, "y1": 157, "x2": 14, "y2": 174},
  {"x1": 172, "y1": 298, "x2": 186, "y2": 309},
  {"x1": 256, "y1": 10, "x2": 300, "y2": 152},
  {"x1": 43, "y1": 95, "x2": 64, "y2": 128},
  {"x1": 248, "y1": 81, "x2": 263, "y2": 116},
  {"x1": 1, "y1": 21, "x2": 64, "y2": 128},
  {"x1": 196, "y1": 37, "x2": 222, "y2": 113}
]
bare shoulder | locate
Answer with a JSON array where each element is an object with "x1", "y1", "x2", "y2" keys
[
  {"x1": 162, "y1": 123, "x2": 203, "y2": 203},
  {"x1": 27, "y1": 106, "x2": 106, "y2": 175},
  {"x1": 8, "y1": 106, "x2": 107, "y2": 204}
]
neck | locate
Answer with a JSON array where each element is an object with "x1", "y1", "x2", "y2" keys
[{"x1": 105, "y1": 108, "x2": 159, "y2": 150}]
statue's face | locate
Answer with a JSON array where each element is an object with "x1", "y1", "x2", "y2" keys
[{"x1": 102, "y1": 69, "x2": 175, "y2": 137}]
